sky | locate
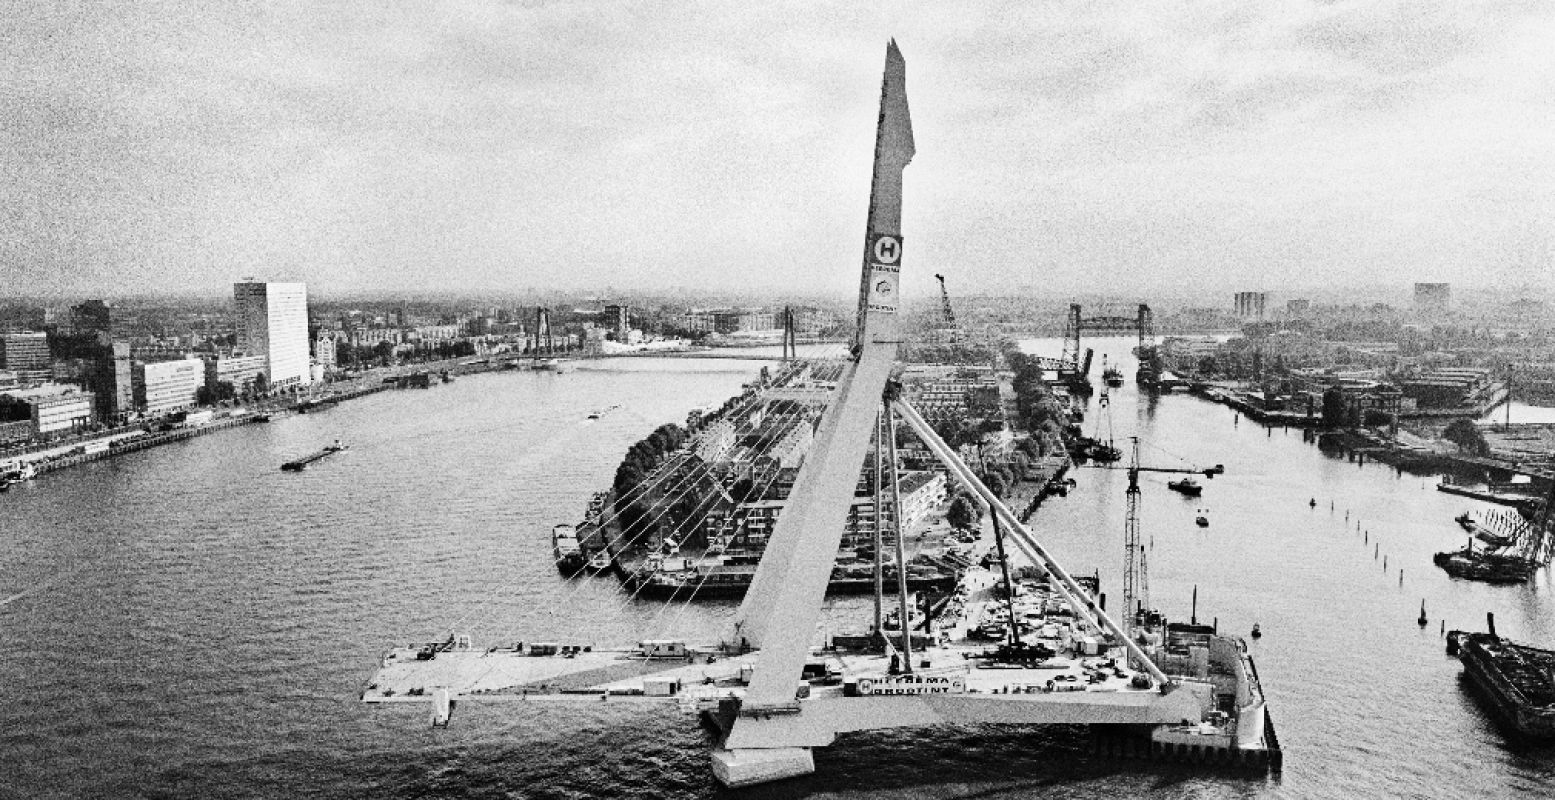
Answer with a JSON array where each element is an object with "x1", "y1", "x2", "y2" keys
[{"x1": 4, "y1": 1, "x2": 1552, "y2": 302}]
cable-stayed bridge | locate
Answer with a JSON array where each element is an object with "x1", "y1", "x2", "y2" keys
[{"x1": 361, "y1": 41, "x2": 1278, "y2": 788}]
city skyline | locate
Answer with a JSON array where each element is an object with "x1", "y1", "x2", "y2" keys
[{"x1": 5, "y1": 3, "x2": 1552, "y2": 300}]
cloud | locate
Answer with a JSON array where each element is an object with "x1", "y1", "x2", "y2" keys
[{"x1": 1, "y1": 0, "x2": 1550, "y2": 300}]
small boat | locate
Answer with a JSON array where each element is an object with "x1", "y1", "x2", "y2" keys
[
  {"x1": 1476, "y1": 529, "x2": 1516, "y2": 548},
  {"x1": 1195, "y1": 515, "x2": 1209, "y2": 528},
  {"x1": 1102, "y1": 356, "x2": 1124, "y2": 388},
  {"x1": 1251, "y1": 623, "x2": 1262, "y2": 639},
  {"x1": 1456, "y1": 512, "x2": 1477, "y2": 532},
  {"x1": 1168, "y1": 478, "x2": 1203, "y2": 497},
  {"x1": 252, "y1": 414, "x2": 271, "y2": 423},
  {"x1": 324, "y1": 439, "x2": 349, "y2": 452},
  {"x1": 586, "y1": 550, "x2": 614, "y2": 573}
]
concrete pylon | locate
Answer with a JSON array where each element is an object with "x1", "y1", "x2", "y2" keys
[{"x1": 714, "y1": 40, "x2": 914, "y2": 786}]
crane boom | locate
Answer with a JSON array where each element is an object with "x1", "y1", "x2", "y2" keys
[
  {"x1": 1101, "y1": 439, "x2": 1225, "y2": 644},
  {"x1": 934, "y1": 273, "x2": 960, "y2": 343}
]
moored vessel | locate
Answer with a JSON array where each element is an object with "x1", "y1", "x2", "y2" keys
[
  {"x1": 1448, "y1": 615, "x2": 1555, "y2": 738},
  {"x1": 1433, "y1": 547, "x2": 1533, "y2": 584},
  {"x1": 552, "y1": 524, "x2": 586, "y2": 574}
]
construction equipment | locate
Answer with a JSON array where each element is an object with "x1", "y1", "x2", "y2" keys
[
  {"x1": 1087, "y1": 438, "x2": 1224, "y2": 638},
  {"x1": 933, "y1": 274, "x2": 961, "y2": 343}
]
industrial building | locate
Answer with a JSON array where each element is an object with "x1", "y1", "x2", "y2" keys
[
  {"x1": 133, "y1": 358, "x2": 204, "y2": 417},
  {"x1": 0, "y1": 384, "x2": 96, "y2": 436},
  {"x1": 203, "y1": 354, "x2": 268, "y2": 396}
]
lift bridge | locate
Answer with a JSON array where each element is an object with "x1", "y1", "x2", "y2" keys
[
  {"x1": 361, "y1": 42, "x2": 1275, "y2": 787},
  {"x1": 1025, "y1": 303, "x2": 1156, "y2": 382}
]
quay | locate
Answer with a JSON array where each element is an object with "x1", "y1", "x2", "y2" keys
[
  {"x1": 0, "y1": 354, "x2": 512, "y2": 484},
  {"x1": 1435, "y1": 482, "x2": 1542, "y2": 508}
]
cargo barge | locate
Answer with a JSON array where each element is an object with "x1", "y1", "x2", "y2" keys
[
  {"x1": 1447, "y1": 614, "x2": 1555, "y2": 738},
  {"x1": 281, "y1": 440, "x2": 348, "y2": 472}
]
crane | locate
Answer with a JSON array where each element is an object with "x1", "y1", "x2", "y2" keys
[
  {"x1": 1087, "y1": 437, "x2": 1224, "y2": 641},
  {"x1": 934, "y1": 273, "x2": 961, "y2": 344}
]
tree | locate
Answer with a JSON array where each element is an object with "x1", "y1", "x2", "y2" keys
[
  {"x1": 986, "y1": 472, "x2": 1008, "y2": 498},
  {"x1": 252, "y1": 372, "x2": 270, "y2": 397},
  {"x1": 947, "y1": 495, "x2": 975, "y2": 529},
  {"x1": 1443, "y1": 419, "x2": 1489, "y2": 456}
]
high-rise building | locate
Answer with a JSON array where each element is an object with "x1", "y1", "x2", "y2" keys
[
  {"x1": 234, "y1": 281, "x2": 311, "y2": 389},
  {"x1": 70, "y1": 299, "x2": 114, "y2": 343},
  {"x1": 0, "y1": 332, "x2": 51, "y2": 385},
  {"x1": 1233, "y1": 292, "x2": 1267, "y2": 320},
  {"x1": 603, "y1": 304, "x2": 630, "y2": 338},
  {"x1": 1414, "y1": 283, "x2": 1451, "y2": 312}
]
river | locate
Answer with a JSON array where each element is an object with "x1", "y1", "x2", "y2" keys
[{"x1": 1, "y1": 340, "x2": 1551, "y2": 799}]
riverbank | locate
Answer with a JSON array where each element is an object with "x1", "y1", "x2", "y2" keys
[{"x1": 0, "y1": 353, "x2": 516, "y2": 481}]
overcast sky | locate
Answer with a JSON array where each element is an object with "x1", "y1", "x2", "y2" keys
[{"x1": 4, "y1": 1, "x2": 1551, "y2": 302}]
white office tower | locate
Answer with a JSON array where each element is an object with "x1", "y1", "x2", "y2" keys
[{"x1": 234, "y1": 281, "x2": 312, "y2": 389}]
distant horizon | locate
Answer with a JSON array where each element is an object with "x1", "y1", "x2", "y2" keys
[{"x1": 0, "y1": 280, "x2": 1542, "y2": 312}]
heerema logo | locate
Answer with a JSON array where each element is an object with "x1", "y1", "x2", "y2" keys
[{"x1": 872, "y1": 235, "x2": 901, "y2": 264}]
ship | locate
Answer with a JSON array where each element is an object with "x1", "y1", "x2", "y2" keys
[
  {"x1": 552, "y1": 524, "x2": 586, "y2": 574},
  {"x1": 281, "y1": 440, "x2": 348, "y2": 472},
  {"x1": 1448, "y1": 615, "x2": 1555, "y2": 738},
  {"x1": 624, "y1": 560, "x2": 958, "y2": 599},
  {"x1": 1101, "y1": 356, "x2": 1124, "y2": 388},
  {"x1": 1456, "y1": 512, "x2": 1476, "y2": 532},
  {"x1": 1433, "y1": 546, "x2": 1534, "y2": 584},
  {"x1": 0, "y1": 461, "x2": 38, "y2": 483},
  {"x1": 1167, "y1": 477, "x2": 1203, "y2": 497}
]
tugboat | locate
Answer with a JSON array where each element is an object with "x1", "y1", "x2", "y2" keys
[
  {"x1": 1456, "y1": 512, "x2": 1477, "y2": 532},
  {"x1": 1168, "y1": 477, "x2": 1203, "y2": 497},
  {"x1": 1101, "y1": 355, "x2": 1124, "y2": 388},
  {"x1": 1195, "y1": 514, "x2": 1210, "y2": 528}
]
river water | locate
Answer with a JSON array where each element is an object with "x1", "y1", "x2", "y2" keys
[{"x1": 2, "y1": 340, "x2": 1552, "y2": 799}]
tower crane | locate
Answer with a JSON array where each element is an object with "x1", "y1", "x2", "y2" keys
[
  {"x1": 1086, "y1": 437, "x2": 1224, "y2": 641},
  {"x1": 934, "y1": 273, "x2": 961, "y2": 344}
]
